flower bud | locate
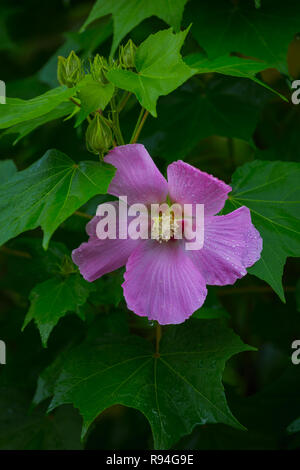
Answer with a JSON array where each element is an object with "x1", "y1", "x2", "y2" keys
[
  {"x1": 86, "y1": 113, "x2": 113, "y2": 156},
  {"x1": 57, "y1": 51, "x2": 84, "y2": 88},
  {"x1": 90, "y1": 54, "x2": 109, "y2": 84},
  {"x1": 119, "y1": 39, "x2": 137, "y2": 69}
]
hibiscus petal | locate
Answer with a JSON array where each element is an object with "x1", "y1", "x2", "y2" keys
[
  {"x1": 72, "y1": 238, "x2": 138, "y2": 282},
  {"x1": 167, "y1": 160, "x2": 232, "y2": 216},
  {"x1": 72, "y1": 201, "x2": 140, "y2": 282},
  {"x1": 104, "y1": 144, "x2": 168, "y2": 205},
  {"x1": 188, "y1": 206, "x2": 262, "y2": 286},
  {"x1": 123, "y1": 240, "x2": 207, "y2": 324}
]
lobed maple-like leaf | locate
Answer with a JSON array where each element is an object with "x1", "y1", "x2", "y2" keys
[
  {"x1": 0, "y1": 149, "x2": 115, "y2": 248},
  {"x1": 226, "y1": 160, "x2": 300, "y2": 301},
  {"x1": 107, "y1": 28, "x2": 195, "y2": 116},
  {"x1": 23, "y1": 274, "x2": 95, "y2": 347},
  {"x1": 81, "y1": 0, "x2": 188, "y2": 55},
  {"x1": 48, "y1": 319, "x2": 252, "y2": 449}
]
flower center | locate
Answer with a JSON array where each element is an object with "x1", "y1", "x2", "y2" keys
[{"x1": 151, "y1": 212, "x2": 181, "y2": 243}]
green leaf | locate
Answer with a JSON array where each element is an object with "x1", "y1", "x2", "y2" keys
[
  {"x1": 0, "y1": 238, "x2": 71, "y2": 296},
  {"x1": 0, "y1": 149, "x2": 115, "y2": 249},
  {"x1": 0, "y1": 159, "x2": 17, "y2": 183},
  {"x1": 142, "y1": 78, "x2": 270, "y2": 160},
  {"x1": 33, "y1": 348, "x2": 72, "y2": 407},
  {"x1": 226, "y1": 160, "x2": 300, "y2": 301},
  {"x1": 90, "y1": 270, "x2": 124, "y2": 307},
  {"x1": 184, "y1": 54, "x2": 287, "y2": 101},
  {"x1": 255, "y1": 109, "x2": 300, "y2": 164},
  {"x1": 193, "y1": 289, "x2": 230, "y2": 320},
  {"x1": 0, "y1": 86, "x2": 77, "y2": 129},
  {"x1": 287, "y1": 417, "x2": 300, "y2": 434},
  {"x1": 22, "y1": 274, "x2": 95, "y2": 347},
  {"x1": 107, "y1": 28, "x2": 195, "y2": 117},
  {"x1": 33, "y1": 311, "x2": 129, "y2": 407},
  {"x1": 0, "y1": 387, "x2": 83, "y2": 450},
  {"x1": 185, "y1": 0, "x2": 300, "y2": 68},
  {"x1": 2, "y1": 101, "x2": 74, "y2": 144},
  {"x1": 185, "y1": 54, "x2": 269, "y2": 77},
  {"x1": 75, "y1": 75, "x2": 115, "y2": 127},
  {"x1": 179, "y1": 366, "x2": 300, "y2": 450},
  {"x1": 81, "y1": 0, "x2": 188, "y2": 55},
  {"x1": 49, "y1": 319, "x2": 252, "y2": 449}
]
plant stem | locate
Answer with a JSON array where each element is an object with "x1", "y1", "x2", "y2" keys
[
  {"x1": 130, "y1": 108, "x2": 149, "y2": 144},
  {"x1": 0, "y1": 246, "x2": 32, "y2": 259},
  {"x1": 69, "y1": 97, "x2": 92, "y2": 123},
  {"x1": 74, "y1": 211, "x2": 92, "y2": 219},
  {"x1": 130, "y1": 108, "x2": 144, "y2": 143},
  {"x1": 155, "y1": 323, "x2": 162, "y2": 356},
  {"x1": 69, "y1": 97, "x2": 81, "y2": 107},
  {"x1": 131, "y1": 109, "x2": 149, "y2": 144},
  {"x1": 111, "y1": 97, "x2": 125, "y2": 145},
  {"x1": 117, "y1": 91, "x2": 131, "y2": 113}
]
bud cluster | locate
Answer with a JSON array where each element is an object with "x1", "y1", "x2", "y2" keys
[{"x1": 56, "y1": 40, "x2": 138, "y2": 156}]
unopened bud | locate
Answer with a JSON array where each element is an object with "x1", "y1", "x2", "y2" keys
[
  {"x1": 119, "y1": 39, "x2": 137, "y2": 69},
  {"x1": 57, "y1": 51, "x2": 84, "y2": 88},
  {"x1": 86, "y1": 114, "x2": 113, "y2": 156},
  {"x1": 90, "y1": 54, "x2": 109, "y2": 84}
]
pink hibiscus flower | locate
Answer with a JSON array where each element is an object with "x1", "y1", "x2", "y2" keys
[{"x1": 72, "y1": 144, "x2": 262, "y2": 324}]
